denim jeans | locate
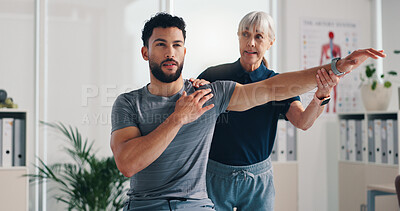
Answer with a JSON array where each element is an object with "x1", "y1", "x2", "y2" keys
[
  {"x1": 206, "y1": 158, "x2": 275, "y2": 211},
  {"x1": 123, "y1": 198, "x2": 215, "y2": 211}
]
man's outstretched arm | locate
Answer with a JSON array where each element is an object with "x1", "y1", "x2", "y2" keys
[{"x1": 227, "y1": 48, "x2": 386, "y2": 111}]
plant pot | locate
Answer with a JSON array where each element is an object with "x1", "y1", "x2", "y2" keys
[{"x1": 360, "y1": 84, "x2": 392, "y2": 111}]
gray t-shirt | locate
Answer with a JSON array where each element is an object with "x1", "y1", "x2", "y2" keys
[{"x1": 111, "y1": 79, "x2": 236, "y2": 200}]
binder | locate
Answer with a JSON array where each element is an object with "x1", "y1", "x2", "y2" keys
[
  {"x1": 0, "y1": 118, "x2": 2, "y2": 166},
  {"x1": 368, "y1": 120, "x2": 375, "y2": 163},
  {"x1": 355, "y1": 120, "x2": 363, "y2": 162},
  {"x1": 12, "y1": 119, "x2": 25, "y2": 166},
  {"x1": 374, "y1": 119, "x2": 382, "y2": 164},
  {"x1": 277, "y1": 119, "x2": 287, "y2": 162},
  {"x1": 339, "y1": 119, "x2": 347, "y2": 161},
  {"x1": 362, "y1": 119, "x2": 368, "y2": 162},
  {"x1": 271, "y1": 134, "x2": 278, "y2": 162},
  {"x1": 394, "y1": 120, "x2": 398, "y2": 165},
  {"x1": 286, "y1": 122, "x2": 296, "y2": 161},
  {"x1": 348, "y1": 120, "x2": 356, "y2": 161},
  {"x1": 381, "y1": 120, "x2": 388, "y2": 164},
  {"x1": 2, "y1": 118, "x2": 14, "y2": 167},
  {"x1": 386, "y1": 119, "x2": 394, "y2": 165}
]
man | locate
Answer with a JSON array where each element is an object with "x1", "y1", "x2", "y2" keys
[{"x1": 110, "y1": 13, "x2": 385, "y2": 211}]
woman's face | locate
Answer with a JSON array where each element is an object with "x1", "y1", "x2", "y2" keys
[{"x1": 238, "y1": 27, "x2": 274, "y2": 66}]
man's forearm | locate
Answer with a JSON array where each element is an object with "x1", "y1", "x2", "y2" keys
[
  {"x1": 228, "y1": 48, "x2": 385, "y2": 112},
  {"x1": 228, "y1": 63, "x2": 330, "y2": 111},
  {"x1": 115, "y1": 114, "x2": 184, "y2": 177},
  {"x1": 261, "y1": 64, "x2": 330, "y2": 101}
]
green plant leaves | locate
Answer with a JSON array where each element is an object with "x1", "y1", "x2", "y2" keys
[
  {"x1": 25, "y1": 122, "x2": 129, "y2": 211},
  {"x1": 384, "y1": 81, "x2": 392, "y2": 88},
  {"x1": 362, "y1": 64, "x2": 397, "y2": 90},
  {"x1": 371, "y1": 80, "x2": 377, "y2": 90},
  {"x1": 365, "y1": 64, "x2": 376, "y2": 78}
]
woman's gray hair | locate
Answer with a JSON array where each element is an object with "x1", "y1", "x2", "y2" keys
[
  {"x1": 238, "y1": 11, "x2": 275, "y2": 42},
  {"x1": 238, "y1": 11, "x2": 275, "y2": 68}
]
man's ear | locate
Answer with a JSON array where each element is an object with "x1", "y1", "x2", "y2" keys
[{"x1": 141, "y1": 46, "x2": 149, "y2": 61}]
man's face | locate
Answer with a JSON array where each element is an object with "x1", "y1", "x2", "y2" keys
[
  {"x1": 238, "y1": 28, "x2": 274, "y2": 66},
  {"x1": 142, "y1": 27, "x2": 186, "y2": 83}
]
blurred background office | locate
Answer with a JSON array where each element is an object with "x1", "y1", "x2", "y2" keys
[{"x1": 0, "y1": 0, "x2": 399, "y2": 210}]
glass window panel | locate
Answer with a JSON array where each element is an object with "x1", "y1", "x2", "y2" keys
[
  {"x1": 382, "y1": 0, "x2": 400, "y2": 75},
  {"x1": 46, "y1": 1, "x2": 158, "y2": 209},
  {"x1": 0, "y1": 0, "x2": 35, "y2": 209},
  {"x1": 174, "y1": 0, "x2": 269, "y2": 78},
  {"x1": 0, "y1": 0, "x2": 35, "y2": 114}
]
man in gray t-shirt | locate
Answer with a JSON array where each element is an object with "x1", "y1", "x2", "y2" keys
[
  {"x1": 112, "y1": 79, "x2": 235, "y2": 202},
  {"x1": 110, "y1": 13, "x2": 385, "y2": 211}
]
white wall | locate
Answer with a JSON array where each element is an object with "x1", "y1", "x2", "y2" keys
[
  {"x1": 382, "y1": 0, "x2": 400, "y2": 111},
  {"x1": 278, "y1": 0, "x2": 372, "y2": 210}
]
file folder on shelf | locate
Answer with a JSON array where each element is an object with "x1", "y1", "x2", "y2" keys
[
  {"x1": 381, "y1": 120, "x2": 388, "y2": 164},
  {"x1": 12, "y1": 119, "x2": 25, "y2": 166},
  {"x1": 2, "y1": 118, "x2": 14, "y2": 167},
  {"x1": 286, "y1": 122, "x2": 296, "y2": 161},
  {"x1": 394, "y1": 120, "x2": 398, "y2": 165},
  {"x1": 368, "y1": 120, "x2": 375, "y2": 163},
  {"x1": 386, "y1": 119, "x2": 395, "y2": 165},
  {"x1": 277, "y1": 119, "x2": 287, "y2": 162},
  {"x1": 374, "y1": 119, "x2": 382, "y2": 164},
  {"x1": 355, "y1": 120, "x2": 363, "y2": 162},
  {"x1": 362, "y1": 119, "x2": 368, "y2": 162},
  {"x1": 339, "y1": 119, "x2": 348, "y2": 161},
  {"x1": 348, "y1": 120, "x2": 356, "y2": 161},
  {"x1": 0, "y1": 118, "x2": 2, "y2": 166}
]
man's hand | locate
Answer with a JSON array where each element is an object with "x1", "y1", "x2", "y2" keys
[
  {"x1": 315, "y1": 68, "x2": 340, "y2": 98},
  {"x1": 172, "y1": 89, "x2": 214, "y2": 125},
  {"x1": 337, "y1": 48, "x2": 386, "y2": 73},
  {"x1": 189, "y1": 78, "x2": 210, "y2": 88}
]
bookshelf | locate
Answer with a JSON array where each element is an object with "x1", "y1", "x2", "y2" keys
[
  {"x1": 0, "y1": 109, "x2": 28, "y2": 211},
  {"x1": 338, "y1": 111, "x2": 399, "y2": 211}
]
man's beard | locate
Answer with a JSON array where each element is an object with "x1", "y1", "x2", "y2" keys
[{"x1": 150, "y1": 58, "x2": 184, "y2": 83}]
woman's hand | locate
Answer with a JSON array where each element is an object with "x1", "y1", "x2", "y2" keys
[
  {"x1": 315, "y1": 68, "x2": 340, "y2": 98},
  {"x1": 189, "y1": 78, "x2": 210, "y2": 88}
]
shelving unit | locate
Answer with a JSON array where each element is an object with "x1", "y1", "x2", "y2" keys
[
  {"x1": 338, "y1": 111, "x2": 399, "y2": 211},
  {"x1": 272, "y1": 162, "x2": 298, "y2": 211},
  {"x1": 272, "y1": 119, "x2": 298, "y2": 211},
  {"x1": 0, "y1": 109, "x2": 28, "y2": 211}
]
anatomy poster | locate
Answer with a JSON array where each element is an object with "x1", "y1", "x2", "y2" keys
[{"x1": 300, "y1": 18, "x2": 362, "y2": 113}]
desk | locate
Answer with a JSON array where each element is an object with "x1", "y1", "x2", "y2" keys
[{"x1": 367, "y1": 183, "x2": 396, "y2": 211}]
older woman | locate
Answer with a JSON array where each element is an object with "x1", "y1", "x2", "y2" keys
[{"x1": 197, "y1": 11, "x2": 339, "y2": 210}]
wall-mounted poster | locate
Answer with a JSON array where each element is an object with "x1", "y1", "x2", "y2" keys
[{"x1": 300, "y1": 18, "x2": 362, "y2": 113}]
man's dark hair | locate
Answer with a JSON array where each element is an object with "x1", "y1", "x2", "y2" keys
[{"x1": 141, "y1": 13, "x2": 186, "y2": 47}]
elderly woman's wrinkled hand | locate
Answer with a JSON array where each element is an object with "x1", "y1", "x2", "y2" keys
[{"x1": 315, "y1": 68, "x2": 339, "y2": 98}]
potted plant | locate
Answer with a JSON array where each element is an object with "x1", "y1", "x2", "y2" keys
[
  {"x1": 25, "y1": 122, "x2": 128, "y2": 211},
  {"x1": 359, "y1": 51, "x2": 398, "y2": 111}
]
